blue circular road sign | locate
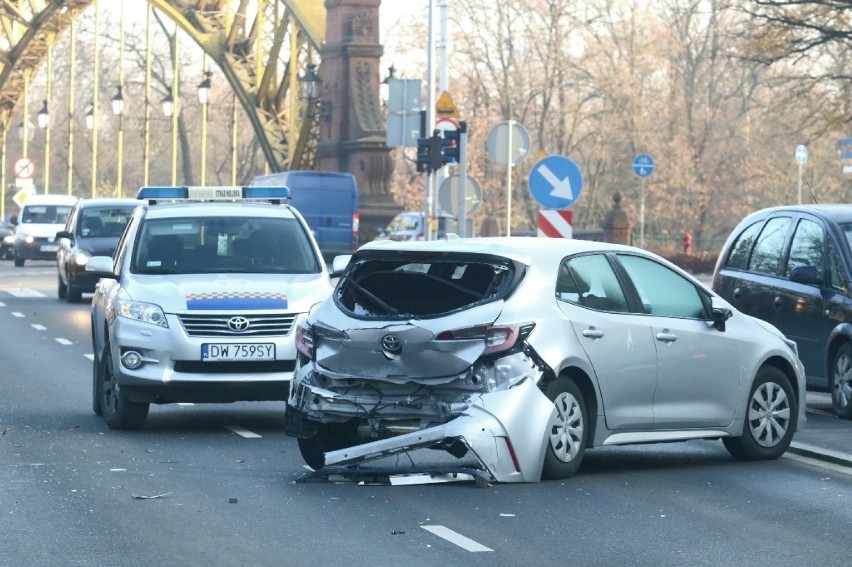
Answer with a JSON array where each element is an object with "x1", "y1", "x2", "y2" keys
[
  {"x1": 633, "y1": 153, "x2": 655, "y2": 178},
  {"x1": 528, "y1": 155, "x2": 584, "y2": 209}
]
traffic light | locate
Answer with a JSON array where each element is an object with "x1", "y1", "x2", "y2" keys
[
  {"x1": 441, "y1": 128, "x2": 461, "y2": 165},
  {"x1": 416, "y1": 137, "x2": 432, "y2": 173},
  {"x1": 429, "y1": 134, "x2": 444, "y2": 172}
]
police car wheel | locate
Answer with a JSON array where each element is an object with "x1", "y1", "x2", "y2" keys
[{"x1": 98, "y1": 342, "x2": 149, "y2": 430}]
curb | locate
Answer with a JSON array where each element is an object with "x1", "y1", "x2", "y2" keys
[{"x1": 788, "y1": 441, "x2": 852, "y2": 468}]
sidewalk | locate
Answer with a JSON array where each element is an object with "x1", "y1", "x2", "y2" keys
[{"x1": 788, "y1": 391, "x2": 852, "y2": 467}]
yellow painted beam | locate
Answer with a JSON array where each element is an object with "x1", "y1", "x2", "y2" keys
[{"x1": 283, "y1": 0, "x2": 324, "y2": 49}]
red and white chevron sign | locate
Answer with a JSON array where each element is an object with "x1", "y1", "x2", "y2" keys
[{"x1": 537, "y1": 209, "x2": 573, "y2": 238}]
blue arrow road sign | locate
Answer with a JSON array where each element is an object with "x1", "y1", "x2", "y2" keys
[
  {"x1": 633, "y1": 153, "x2": 655, "y2": 177},
  {"x1": 528, "y1": 155, "x2": 583, "y2": 209}
]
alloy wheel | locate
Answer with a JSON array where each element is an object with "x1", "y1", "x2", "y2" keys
[
  {"x1": 549, "y1": 392, "x2": 584, "y2": 462},
  {"x1": 833, "y1": 351, "x2": 852, "y2": 412},
  {"x1": 747, "y1": 382, "x2": 790, "y2": 448}
]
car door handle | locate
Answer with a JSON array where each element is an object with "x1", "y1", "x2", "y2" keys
[
  {"x1": 656, "y1": 332, "x2": 678, "y2": 343},
  {"x1": 773, "y1": 296, "x2": 783, "y2": 308},
  {"x1": 582, "y1": 328, "x2": 605, "y2": 339}
]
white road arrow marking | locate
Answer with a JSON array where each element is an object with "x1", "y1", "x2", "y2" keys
[{"x1": 538, "y1": 164, "x2": 574, "y2": 200}]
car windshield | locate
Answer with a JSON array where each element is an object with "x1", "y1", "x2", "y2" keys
[
  {"x1": 78, "y1": 206, "x2": 137, "y2": 238},
  {"x1": 336, "y1": 254, "x2": 520, "y2": 318},
  {"x1": 131, "y1": 216, "x2": 321, "y2": 275},
  {"x1": 388, "y1": 213, "x2": 421, "y2": 232},
  {"x1": 22, "y1": 205, "x2": 73, "y2": 224}
]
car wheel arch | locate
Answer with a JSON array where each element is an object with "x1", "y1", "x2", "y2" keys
[
  {"x1": 756, "y1": 357, "x2": 800, "y2": 409},
  {"x1": 554, "y1": 366, "x2": 599, "y2": 447},
  {"x1": 826, "y1": 324, "x2": 852, "y2": 379}
]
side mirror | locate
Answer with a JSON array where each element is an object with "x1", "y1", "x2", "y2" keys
[
  {"x1": 789, "y1": 265, "x2": 822, "y2": 286},
  {"x1": 85, "y1": 256, "x2": 118, "y2": 280},
  {"x1": 709, "y1": 297, "x2": 733, "y2": 332},
  {"x1": 330, "y1": 254, "x2": 352, "y2": 278},
  {"x1": 56, "y1": 230, "x2": 74, "y2": 241}
]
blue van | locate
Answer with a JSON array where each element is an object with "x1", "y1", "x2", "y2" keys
[{"x1": 250, "y1": 170, "x2": 359, "y2": 260}]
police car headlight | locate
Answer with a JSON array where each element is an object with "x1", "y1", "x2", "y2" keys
[
  {"x1": 2, "y1": 235, "x2": 13, "y2": 244},
  {"x1": 118, "y1": 300, "x2": 168, "y2": 327},
  {"x1": 74, "y1": 251, "x2": 91, "y2": 266}
]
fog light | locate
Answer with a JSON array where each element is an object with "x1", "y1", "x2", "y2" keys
[{"x1": 121, "y1": 351, "x2": 143, "y2": 369}]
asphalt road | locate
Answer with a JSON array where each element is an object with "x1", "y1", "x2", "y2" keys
[{"x1": 1, "y1": 261, "x2": 851, "y2": 567}]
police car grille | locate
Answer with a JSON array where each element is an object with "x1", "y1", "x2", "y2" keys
[{"x1": 178, "y1": 314, "x2": 297, "y2": 337}]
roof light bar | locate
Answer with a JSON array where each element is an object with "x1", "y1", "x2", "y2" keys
[{"x1": 136, "y1": 186, "x2": 291, "y2": 203}]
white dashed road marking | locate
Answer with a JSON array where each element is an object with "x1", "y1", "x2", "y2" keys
[
  {"x1": 177, "y1": 403, "x2": 195, "y2": 406},
  {"x1": 0, "y1": 301, "x2": 6, "y2": 307},
  {"x1": 11, "y1": 312, "x2": 24, "y2": 318},
  {"x1": 55, "y1": 338, "x2": 73, "y2": 346},
  {"x1": 6, "y1": 289, "x2": 46, "y2": 298},
  {"x1": 226, "y1": 425, "x2": 262, "y2": 439},
  {"x1": 32, "y1": 324, "x2": 46, "y2": 331},
  {"x1": 420, "y1": 526, "x2": 493, "y2": 552},
  {"x1": 84, "y1": 354, "x2": 95, "y2": 361}
]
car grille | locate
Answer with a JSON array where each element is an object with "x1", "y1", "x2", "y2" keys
[
  {"x1": 178, "y1": 313, "x2": 297, "y2": 337},
  {"x1": 173, "y1": 360, "x2": 296, "y2": 374}
]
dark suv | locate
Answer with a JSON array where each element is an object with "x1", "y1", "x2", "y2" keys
[{"x1": 712, "y1": 205, "x2": 852, "y2": 419}]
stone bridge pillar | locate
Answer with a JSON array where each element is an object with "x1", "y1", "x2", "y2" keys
[{"x1": 319, "y1": 0, "x2": 397, "y2": 244}]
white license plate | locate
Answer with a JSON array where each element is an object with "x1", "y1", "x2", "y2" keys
[
  {"x1": 40, "y1": 244, "x2": 58, "y2": 252},
  {"x1": 201, "y1": 343, "x2": 275, "y2": 361}
]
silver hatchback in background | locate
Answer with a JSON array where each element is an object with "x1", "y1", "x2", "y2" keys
[{"x1": 287, "y1": 237, "x2": 806, "y2": 483}]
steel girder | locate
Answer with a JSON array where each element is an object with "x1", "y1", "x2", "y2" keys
[{"x1": 0, "y1": 0, "x2": 326, "y2": 171}]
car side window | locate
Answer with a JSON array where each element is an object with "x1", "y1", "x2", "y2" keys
[
  {"x1": 618, "y1": 254, "x2": 706, "y2": 319},
  {"x1": 785, "y1": 219, "x2": 824, "y2": 278},
  {"x1": 747, "y1": 217, "x2": 792, "y2": 275},
  {"x1": 725, "y1": 221, "x2": 762, "y2": 269},
  {"x1": 828, "y1": 238, "x2": 848, "y2": 293},
  {"x1": 556, "y1": 254, "x2": 629, "y2": 312}
]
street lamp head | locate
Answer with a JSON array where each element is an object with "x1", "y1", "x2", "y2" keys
[
  {"x1": 298, "y1": 62, "x2": 321, "y2": 101},
  {"x1": 84, "y1": 103, "x2": 94, "y2": 130},
  {"x1": 380, "y1": 64, "x2": 396, "y2": 105},
  {"x1": 37, "y1": 100, "x2": 49, "y2": 129},
  {"x1": 197, "y1": 71, "x2": 212, "y2": 105},
  {"x1": 111, "y1": 85, "x2": 124, "y2": 116},
  {"x1": 162, "y1": 87, "x2": 174, "y2": 118}
]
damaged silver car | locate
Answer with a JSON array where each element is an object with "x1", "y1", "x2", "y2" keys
[{"x1": 286, "y1": 237, "x2": 806, "y2": 484}]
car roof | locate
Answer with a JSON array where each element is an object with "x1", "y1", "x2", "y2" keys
[
  {"x1": 22, "y1": 194, "x2": 78, "y2": 206},
  {"x1": 77, "y1": 198, "x2": 142, "y2": 208},
  {"x1": 751, "y1": 204, "x2": 852, "y2": 224},
  {"x1": 141, "y1": 201, "x2": 300, "y2": 220},
  {"x1": 358, "y1": 236, "x2": 641, "y2": 265}
]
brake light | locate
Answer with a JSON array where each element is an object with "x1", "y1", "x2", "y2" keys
[
  {"x1": 436, "y1": 323, "x2": 535, "y2": 354},
  {"x1": 295, "y1": 322, "x2": 314, "y2": 358}
]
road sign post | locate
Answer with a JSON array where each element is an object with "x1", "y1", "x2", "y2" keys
[
  {"x1": 795, "y1": 145, "x2": 808, "y2": 204},
  {"x1": 487, "y1": 121, "x2": 531, "y2": 236},
  {"x1": 632, "y1": 153, "x2": 655, "y2": 249}
]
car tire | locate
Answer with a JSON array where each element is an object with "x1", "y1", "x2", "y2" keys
[
  {"x1": 58, "y1": 274, "x2": 68, "y2": 299},
  {"x1": 98, "y1": 342, "x2": 149, "y2": 430},
  {"x1": 297, "y1": 422, "x2": 359, "y2": 470},
  {"x1": 542, "y1": 376, "x2": 588, "y2": 480},
  {"x1": 724, "y1": 366, "x2": 797, "y2": 460},
  {"x1": 14, "y1": 257, "x2": 24, "y2": 267},
  {"x1": 830, "y1": 343, "x2": 852, "y2": 420},
  {"x1": 91, "y1": 334, "x2": 102, "y2": 416},
  {"x1": 67, "y1": 286, "x2": 83, "y2": 303}
]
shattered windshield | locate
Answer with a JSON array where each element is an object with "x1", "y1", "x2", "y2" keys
[{"x1": 336, "y1": 255, "x2": 520, "y2": 318}]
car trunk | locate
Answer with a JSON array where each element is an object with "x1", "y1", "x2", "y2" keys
[{"x1": 313, "y1": 251, "x2": 526, "y2": 381}]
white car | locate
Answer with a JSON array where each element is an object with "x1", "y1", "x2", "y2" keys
[
  {"x1": 287, "y1": 237, "x2": 807, "y2": 483},
  {"x1": 87, "y1": 186, "x2": 334, "y2": 429}
]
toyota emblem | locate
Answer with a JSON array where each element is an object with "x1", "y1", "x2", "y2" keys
[
  {"x1": 227, "y1": 316, "x2": 250, "y2": 332},
  {"x1": 381, "y1": 334, "x2": 402, "y2": 356}
]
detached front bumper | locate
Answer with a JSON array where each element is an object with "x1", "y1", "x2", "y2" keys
[{"x1": 303, "y1": 378, "x2": 557, "y2": 483}]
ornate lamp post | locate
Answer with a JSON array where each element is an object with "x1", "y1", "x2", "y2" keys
[
  {"x1": 37, "y1": 100, "x2": 49, "y2": 194},
  {"x1": 197, "y1": 70, "x2": 211, "y2": 185},
  {"x1": 111, "y1": 85, "x2": 124, "y2": 196}
]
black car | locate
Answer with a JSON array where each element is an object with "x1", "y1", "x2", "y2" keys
[
  {"x1": 712, "y1": 204, "x2": 852, "y2": 419},
  {"x1": 56, "y1": 198, "x2": 140, "y2": 302},
  {"x1": 0, "y1": 221, "x2": 14, "y2": 259}
]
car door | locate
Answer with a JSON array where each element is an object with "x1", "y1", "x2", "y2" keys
[
  {"x1": 617, "y1": 254, "x2": 741, "y2": 429},
  {"x1": 773, "y1": 217, "x2": 829, "y2": 381},
  {"x1": 556, "y1": 253, "x2": 657, "y2": 431}
]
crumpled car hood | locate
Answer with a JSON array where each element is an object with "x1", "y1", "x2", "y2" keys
[{"x1": 311, "y1": 299, "x2": 505, "y2": 381}]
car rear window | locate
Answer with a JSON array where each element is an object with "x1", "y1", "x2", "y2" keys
[{"x1": 335, "y1": 255, "x2": 520, "y2": 318}]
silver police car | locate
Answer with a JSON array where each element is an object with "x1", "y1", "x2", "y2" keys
[{"x1": 87, "y1": 186, "x2": 334, "y2": 429}]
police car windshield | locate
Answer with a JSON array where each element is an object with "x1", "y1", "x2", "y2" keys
[{"x1": 131, "y1": 216, "x2": 321, "y2": 275}]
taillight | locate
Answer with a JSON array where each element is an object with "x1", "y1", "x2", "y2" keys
[
  {"x1": 295, "y1": 322, "x2": 314, "y2": 358},
  {"x1": 352, "y1": 211, "x2": 360, "y2": 247},
  {"x1": 436, "y1": 323, "x2": 535, "y2": 354}
]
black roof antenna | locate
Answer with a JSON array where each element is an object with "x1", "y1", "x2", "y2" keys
[{"x1": 804, "y1": 178, "x2": 818, "y2": 204}]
